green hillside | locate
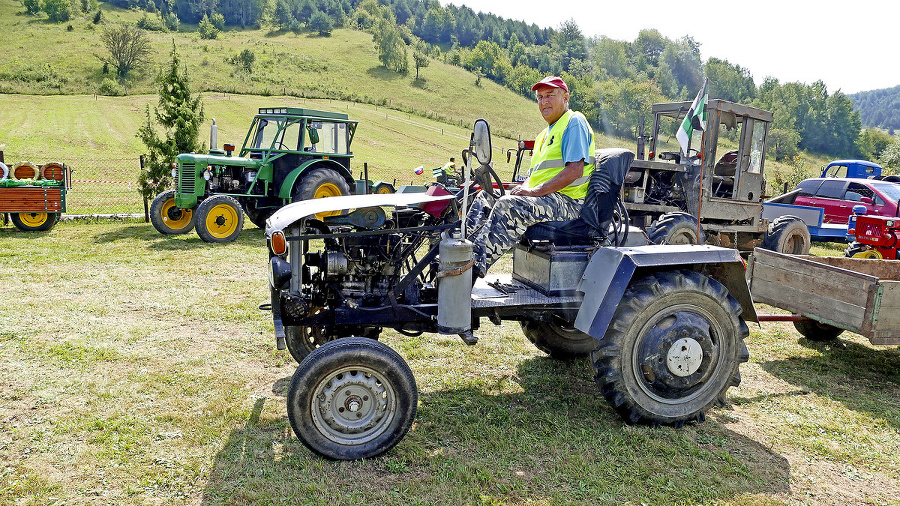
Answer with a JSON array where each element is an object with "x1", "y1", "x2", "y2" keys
[{"x1": 0, "y1": 0, "x2": 545, "y2": 141}]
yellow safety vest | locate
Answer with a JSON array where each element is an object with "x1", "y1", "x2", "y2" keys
[{"x1": 524, "y1": 110, "x2": 595, "y2": 199}]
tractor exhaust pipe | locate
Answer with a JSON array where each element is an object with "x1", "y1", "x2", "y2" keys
[{"x1": 210, "y1": 119, "x2": 217, "y2": 150}]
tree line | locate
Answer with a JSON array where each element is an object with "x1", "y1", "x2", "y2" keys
[{"x1": 850, "y1": 86, "x2": 900, "y2": 133}]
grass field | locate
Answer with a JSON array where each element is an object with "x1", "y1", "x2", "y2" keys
[{"x1": 1, "y1": 221, "x2": 898, "y2": 504}]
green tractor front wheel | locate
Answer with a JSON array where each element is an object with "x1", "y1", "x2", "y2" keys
[
  {"x1": 150, "y1": 190, "x2": 195, "y2": 235},
  {"x1": 195, "y1": 195, "x2": 245, "y2": 243}
]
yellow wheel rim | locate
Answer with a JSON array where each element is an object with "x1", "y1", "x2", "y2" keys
[
  {"x1": 204, "y1": 203, "x2": 239, "y2": 239},
  {"x1": 161, "y1": 198, "x2": 193, "y2": 230},
  {"x1": 376, "y1": 186, "x2": 393, "y2": 194},
  {"x1": 852, "y1": 250, "x2": 883, "y2": 259},
  {"x1": 19, "y1": 213, "x2": 48, "y2": 227},
  {"x1": 314, "y1": 183, "x2": 343, "y2": 219}
]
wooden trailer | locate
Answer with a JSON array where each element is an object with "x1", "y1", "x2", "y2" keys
[{"x1": 748, "y1": 247, "x2": 900, "y2": 346}]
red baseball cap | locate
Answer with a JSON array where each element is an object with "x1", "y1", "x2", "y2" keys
[{"x1": 531, "y1": 76, "x2": 568, "y2": 93}]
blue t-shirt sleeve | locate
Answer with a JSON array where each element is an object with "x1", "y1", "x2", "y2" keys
[{"x1": 561, "y1": 114, "x2": 591, "y2": 164}]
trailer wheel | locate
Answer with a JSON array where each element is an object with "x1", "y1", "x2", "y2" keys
[
  {"x1": 591, "y1": 270, "x2": 749, "y2": 426},
  {"x1": 285, "y1": 323, "x2": 382, "y2": 363},
  {"x1": 287, "y1": 337, "x2": 417, "y2": 460},
  {"x1": 372, "y1": 182, "x2": 395, "y2": 194},
  {"x1": 150, "y1": 190, "x2": 195, "y2": 235},
  {"x1": 647, "y1": 212, "x2": 705, "y2": 245},
  {"x1": 292, "y1": 168, "x2": 351, "y2": 220},
  {"x1": 11, "y1": 212, "x2": 59, "y2": 232},
  {"x1": 793, "y1": 319, "x2": 844, "y2": 342},
  {"x1": 195, "y1": 195, "x2": 244, "y2": 243},
  {"x1": 761, "y1": 215, "x2": 810, "y2": 255},
  {"x1": 520, "y1": 319, "x2": 598, "y2": 360}
]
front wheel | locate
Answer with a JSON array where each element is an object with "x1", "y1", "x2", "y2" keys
[
  {"x1": 150, "y1": 189, "x2": 195, "y2": 235},
  {"x1": 285, "y1": 323, "x2": 382, "y2": 363},
  {"x1": 11, "y1": 212, "x2": 59, "y2": 232},
  {"x1": 520, "y1": 319, "x2": 597, "y2": 360},
  {"x1": 195, "y1": 195, "x2": 244, "y2": 243},
  {"x1": 287, "y1": 337, "x2": 417, "y2": 460},
  {"x1": 591, "y1": 270, "x2": 749, "y2": 427}
]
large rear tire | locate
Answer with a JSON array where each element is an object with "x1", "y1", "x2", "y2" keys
[
  {"x1": 761, "y1": 215, "x2": 810, "y2": 255},
  {"x1": 195, "y1": 195, "x2": 244, "y2": 243},
  {"x1": 591, "y1": 270, "x2": 749, "y2": 427},
  {"x1": 647, "y1": 212, "x2": 705, "y2": 245},
  {"x1": 150, "y1": 190, "x2": 195, "y2": 235},
  {"x1": 292, "y1": 168, "x2": 351, "y2": 220},
  {"x1": 287, "y1": 337, "x2": 417, "y2": 460},
  {"x1": 520, "y1": 319, "x2": 597, "y2": 360}
]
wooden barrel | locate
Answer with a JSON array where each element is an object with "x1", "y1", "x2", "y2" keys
[
  {"x1": 41, "y1": 162, "x2": 66, "y2": 181},
  {"x1": 12, "y1": 161, "x2": 40, "y2": 180}
]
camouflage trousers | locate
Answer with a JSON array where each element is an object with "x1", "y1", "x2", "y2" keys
[{"x1": 465, "y1": 191, "x2": 583, "y2": 275}]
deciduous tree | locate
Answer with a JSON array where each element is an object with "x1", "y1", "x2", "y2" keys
[{"x1": 98, "y1": 24, "x2": 152, "y2": 77}]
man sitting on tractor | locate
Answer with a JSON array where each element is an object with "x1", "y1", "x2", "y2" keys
[{"x1": 465, "y1": 76, "x2": 596, "y2": 278}]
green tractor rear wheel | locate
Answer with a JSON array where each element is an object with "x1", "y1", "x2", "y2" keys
[{"x1": 292, "y1": 168, "x2": 351, "y2": 220}]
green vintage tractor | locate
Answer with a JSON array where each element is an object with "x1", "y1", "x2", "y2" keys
[{"x1": 151, "y1": 107, "x2": 389, "y2": 242}]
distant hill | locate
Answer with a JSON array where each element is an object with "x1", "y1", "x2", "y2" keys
[{"x1": 850, "y1": 86, "x2": 900, "y2": 132}]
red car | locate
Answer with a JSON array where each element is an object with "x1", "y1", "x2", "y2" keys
[{"x1": 793, "y1": 178, "x2": 900, "y2": 224}]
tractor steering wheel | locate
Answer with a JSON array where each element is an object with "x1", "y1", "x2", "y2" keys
[{"x1": 473, "y1": 163, "x2": 505, "y2": 203}]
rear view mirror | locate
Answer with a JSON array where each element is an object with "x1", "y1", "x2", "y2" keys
[
  {"x1": 472, "y1": 119, "x2": 491, "y2": 165},
  {"x1": 861, "y1": 196, "x2": 874, "y2": 205}
]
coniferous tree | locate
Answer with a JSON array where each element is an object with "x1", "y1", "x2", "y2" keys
[{"x1": 137, "y1": 43, "x2": 205, "y2": 201}]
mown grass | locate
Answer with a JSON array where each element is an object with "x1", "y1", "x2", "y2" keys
[{"x1": 1, "y1": 220, "x2": 899, "y2": 505}]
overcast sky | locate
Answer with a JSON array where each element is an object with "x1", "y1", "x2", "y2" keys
[{"x1": 450, "y1": 0, "x2": 898, "y2": 95}]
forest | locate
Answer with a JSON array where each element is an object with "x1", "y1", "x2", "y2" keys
[
  {"x1": 851, "y1": 85, "x2": 900, "y2": 132},
  {"x1": 29, "y1": 0, "x2": 897, "y2": 162}
]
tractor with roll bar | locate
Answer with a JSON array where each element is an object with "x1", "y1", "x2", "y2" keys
[{"x1": 262, "y1": 117, "x2": 758, "y2": 460}]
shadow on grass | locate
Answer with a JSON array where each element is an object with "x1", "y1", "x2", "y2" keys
[
  {"x1": 366, "y1": 65, "x2": 404, "y2": 82},
  {"x1": 202, "y1": 355, "x2": 789, "y2": 504},
  {"x1": 761, "y1": 337, "x2": 900, "y2": 428},
  {"x1": 91, "y1": 223, "x2": 267, "y2": 250}
]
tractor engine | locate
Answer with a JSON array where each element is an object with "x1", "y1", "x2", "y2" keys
[{"x1": 304, "y1": 233, "x2": 401, "y2": 304}]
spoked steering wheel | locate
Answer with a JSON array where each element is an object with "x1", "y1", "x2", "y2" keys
[{"x1": 473, "y1": 163, "x2": 505, "y2": 203}]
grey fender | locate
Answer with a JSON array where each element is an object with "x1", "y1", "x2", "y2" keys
[{"x1": 573, "y1": 244, "x2": 757, "y2": 339}]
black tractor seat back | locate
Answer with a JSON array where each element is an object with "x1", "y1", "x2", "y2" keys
[{"x1": 522, "y1": 148, "x2": 635, "y2": 247}]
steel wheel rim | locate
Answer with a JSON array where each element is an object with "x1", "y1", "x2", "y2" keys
[
  {"x1": 853, "y1": 250, "x2": 882, "y2": 259},
  {"x1": 310, "y1": 365, "x2": 395, "y2": 446},
  {"x1": 19, "y1": 213, "x2": 48, "y2": 227},
  {"x1": 162, "y1": 198, "x2": 193, "y2": 229},
  {"x1": 205, "y1": 203, "x2": 238, "y2": 238},
  {"x1": 631, "y1": 303, "x2": 723, "y2": 405},
  {"x1": 314, "y1": 183, "x2": 342, "y2": 219}
]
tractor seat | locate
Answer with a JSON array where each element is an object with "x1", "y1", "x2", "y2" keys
[{"x1": 522, "y1": 148, "x2": 635, "y2": 247}]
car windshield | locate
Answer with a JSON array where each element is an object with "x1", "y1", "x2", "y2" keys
[{"x1": 870, "y1": 182, "x2": 900, "y2": 203}]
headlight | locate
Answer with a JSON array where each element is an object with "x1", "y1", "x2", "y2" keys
[
  {"x1": 203, "y1": 169, "x2": 212, "y2": 181},
  {"x1": 171, "y1": 168, "x2": 178, "y2": 178},
  {"x1": 269, "y1": 256, "x2": 292, "y2": 289}
]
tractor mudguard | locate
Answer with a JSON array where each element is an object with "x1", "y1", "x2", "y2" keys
[
  {"x1": 278, "y1": 159, "x2": 355, "y2": 199},
  {"x1": 574, "y1": 244, "x2": 757, "y2": 339}
]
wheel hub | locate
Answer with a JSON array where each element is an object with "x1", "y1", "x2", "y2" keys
[
  {"x1": 636, "y1": 311, "x2": 716, "y2": 398},
  {"x1": 166, "y1": 207, "x2": 183, "y2": 221},
  {"x1": 314, "y1": 368, "x2": 391, "y2": 443}
]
